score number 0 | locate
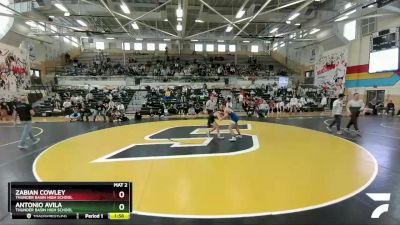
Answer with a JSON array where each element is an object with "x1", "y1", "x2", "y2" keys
[{"x1": 118, "y1": 191, "x2": 125, "y2": 211}]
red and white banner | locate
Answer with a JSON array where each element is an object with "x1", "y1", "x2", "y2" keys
[{"x1": 314, "y1": 46, "x2": 348, "y2": 97}]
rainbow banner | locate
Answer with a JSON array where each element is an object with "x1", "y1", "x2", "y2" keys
[{"x1": 345, "y1": 64, "x2": 400, "y2": 88}]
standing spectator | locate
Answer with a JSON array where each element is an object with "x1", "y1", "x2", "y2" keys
[
  {"x1": 225, "y1": 97, "x2": 233, "y2": 108},
  {"x1": 13, "y1": 96, "x2": 40, "y2": 149}
]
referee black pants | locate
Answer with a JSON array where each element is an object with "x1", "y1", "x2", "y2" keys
[{"x1": 346, "y1": 112, "x2": 360, "y2": 131}]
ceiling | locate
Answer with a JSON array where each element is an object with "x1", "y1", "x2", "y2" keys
[{"x1": 1, "y1": 0, "x2": 399, "y2": 44}]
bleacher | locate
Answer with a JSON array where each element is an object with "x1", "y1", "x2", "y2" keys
[{"x1": 33, "y1": 88, "x2": 135, "y2": 117}]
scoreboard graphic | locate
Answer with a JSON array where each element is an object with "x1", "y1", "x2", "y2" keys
[{"x1": 8, "y1": 182, "x2": 132, "y2": 220}]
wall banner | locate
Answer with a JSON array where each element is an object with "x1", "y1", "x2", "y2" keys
[{"x1": 314, "y1": 46, "x2": 348, "y2": 97}]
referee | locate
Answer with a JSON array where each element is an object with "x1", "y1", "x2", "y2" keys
[
  {"x1": 206, "y1": 96, "x2": 217, "y2": 127},
  {"x1": 345, "y1": 93, "x2": 365, "y2": 135}
]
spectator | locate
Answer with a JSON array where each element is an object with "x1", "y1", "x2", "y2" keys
[
  {"x1": 386, "y1": 100, "x2": 395, "y2": 116},
  {"x1": 67, "y1": 107, "x2": 81, "y2": 122},
  {"x1": 63, "y1": 99, "x2": 72, "y2": 115},
  {"x1": 13, "y1": 96, "x2": 40, "y2": 149},
  {"x1": 225, "y1": 97, "x2": 233, "y2": 108},
  {"x1": 0, "y1": 98, "x2": 10, "y2": 121}
]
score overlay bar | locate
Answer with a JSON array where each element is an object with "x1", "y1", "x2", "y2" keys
[{"x1": 8, "y1": 182, "x2": 132, "y2": 220}]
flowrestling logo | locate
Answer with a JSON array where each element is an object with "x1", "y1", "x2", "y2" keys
[{"x1": 366, "y1": 193, "x2": 391, "y2": 219}]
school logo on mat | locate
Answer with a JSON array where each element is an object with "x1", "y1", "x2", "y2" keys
[{"x1": 93, "y1": 124, "x2": 258, "y2": 162}]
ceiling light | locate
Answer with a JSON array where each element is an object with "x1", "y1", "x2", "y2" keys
[
  {"x1": 286, "y1": 20, "x2": 291, "y2": 24},
  {"x1": 288, "y1": 12, "x2": 300, "y2": 21},
  {"x1": 64, "y1": 12, "x2": 70, "y2": 16},
  {"x1": 25, "y1": 21, "x2": 37, "y2": 28},
  {"x1": 76, "y1": 19, "x2": 87, "y2": 27},
  {"x1": 177, "y1": 17, "x2": 182, "y2": 21},
  {"x1": 54, "y1": 3, "x2": 68, "y2": 12},
  {"x1": 81, "y1": 36, "x2": 89, "y2": 39},
  {"x1": 217, "y1": 40, "x2": 224, "y2": 43},
  {"x1": 195, "y1": 19, "x2": 204, "y2": 23},
  {"x1": 136, "y1": 38, "x2": 143, "y2": 41},
  {"x1": 176, "y1": 8, "x2": 183, "y2": 18},
  {"x1": 235, "y1": 9, "x2": 245, "y2": 19},
  {"x1": 295, "y1": 23, "x2": 301, "y2": 26},
  {"x1": 345, "y1": 9, "x2": 356, "y2": 16},
  {"x1": 163, "y1": 18, "x2": 168, "y2": 22},
  {"x1": 163, "y1": 39, "x2": 171, "y2": 41},
  {"x1": 280, "y1": 43, "x2": 285, "y2": 47},
  {"x1": 191, "y1": 39, "x2": 198, "y2": 42},
  {"x1": 270, "y1": 27, "x2": 278, "y2": 33},
  {"x1": 335, "y1": 15, "x2": 348, "y2": 22},
  {"x1": 225, "y1": 25, "x2": 233, "y2": 32},
  {"x1": 368, "y1": 4, "x2": 374, "y2": 8},
  {"x1": 177, "y1": 22, "x2": 182, "y2": 31},
  {"x1": 106, "y1": 37, "x2": 115, "y2": 40},
  {"x1": 243, "y1": 40, "x2": 250, "y2": 43},
  {"x1": 131, "y1": 22, "x2": 139, "y2": 30},
  {"x1": 120, "y1": 2, "x2": 130, "y2": 14},
  {"x1": 273, "y1": 47, "x2": 278, "y2": 51},
  {"x1": 310, "y1": 28, "x2": 320, "y2": 34},
  {"x1": 49, "y1": 15, "x2": 55, "y2": 18},
  {"x1": 344, "y1": 2, "x2": 352, "y2": 9}
]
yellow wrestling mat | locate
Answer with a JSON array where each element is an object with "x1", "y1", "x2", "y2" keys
[{"x1": 33, "y1": 120, "x2": 377, "y2": 218}]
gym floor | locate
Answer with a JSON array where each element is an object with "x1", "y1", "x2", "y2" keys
[{"x1": 0, "y1": 116, "x2": 399, "y2": 225}]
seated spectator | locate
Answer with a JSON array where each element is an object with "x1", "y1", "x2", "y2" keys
[
  {"x1": 116, "y1": 102, "x2": 125, "y2": 115},
  {"x1": 80, "y1": 102, "x2": 92, "y2": 122},
  {"x1": 289, "y1": 96, "x2": 299, "y2": 113},
  {"x1": 0, "y1": 98, "x2": 10, "y2": 121},
  {"x1": 187, "y1": 105, "x2": 196, "y2": 116},
  {"x1": 275, "y1": 100, "x2": 283, "y2": 114},
  {"x1": 134, "y1": 111, "x2": 142, "y2": 120},
  {"x1": 386, "y1": 100, "x2": 395, "y2": 116},
  {"x1": 86, "y1": 92, "x2": 94, "y2": 102},
  {"x1": 92, "y1": 101, "x2": 107, "y2": 122},
  {"x1": 164, "y1": 88, "x2": 172, "y2": 101},
  {"x1": 63, "y1": 99, "x2": 72, "y2": 115},
  {"x1": 66, "y1": 107, "x2": 81, "y2": 122},
  {"x1": 168, "y1": 103, "x2": 178, "y2": 114},
  {"x1": 257, "y1": 99, "x2": 269, "y2": 118}
]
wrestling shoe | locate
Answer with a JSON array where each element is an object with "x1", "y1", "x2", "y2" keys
[
  {"x1": 229, "y1": 137, "x2": 237, "y2": 142},
  {"x1": 18, "y1": 145, "x2": 28, "y2": 149}
]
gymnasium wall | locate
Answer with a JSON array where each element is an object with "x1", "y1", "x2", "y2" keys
[
  {"x1": 275, "y1": 12, "x2": 400, "y2": 106},
  {"x1": 345, "y1": 14, "x2": 400, "y2": 106}
]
